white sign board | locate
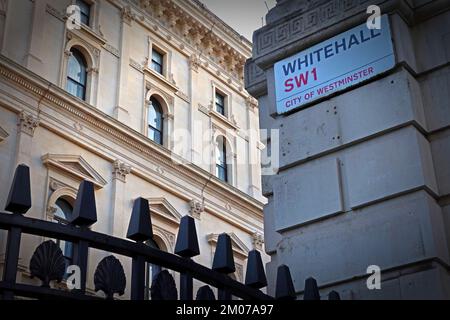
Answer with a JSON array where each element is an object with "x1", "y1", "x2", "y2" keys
[{"x1": 274, "y1": 15, "x2": 395, "y2": 114}]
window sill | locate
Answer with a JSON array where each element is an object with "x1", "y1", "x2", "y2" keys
[
  {"x1": 209, "y1": 110, "x2": 239, "y2": 130},
  {"x1": 144, "y1": 67, "x2": 178, "y2": 92},
  {"x1": 69, "y1": 23, "x2": 107, "y2": 46}
]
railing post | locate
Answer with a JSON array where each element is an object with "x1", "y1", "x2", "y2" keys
[
  {"x1": 328, "y1": 290, "x2": 341, "y2": 300},
  {"x1": 127, "y1": 197, "x2": 153, "y2": 300},
  {"x1": 304, "y1": 277, "x2": 320, "y2": 300},
  {"x1": 245, "y1": 250, "x2": 267, "y2": 290},
  {"x1": 212, "y1": 233, "x2": 235, "y2": 300},
  {"x1": 70, "y1": 180, "x2": 97, "y2": 294},
  {"x1": 174, "y1": 216, "x2": 200, "y2": 301},
  {"x1": 275, "y1": 265, "x2": 296, "y2": 300},
  {"x1": 2, "y1": 164, "x2": 32, "y2": 300}
]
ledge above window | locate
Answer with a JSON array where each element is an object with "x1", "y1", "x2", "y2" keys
[
  {"x1": 144, "y1": 66, "x2": 178, "y2": 92},
  {"x1": 209, "y1": 109, "x2": 239, "y2": 131}
]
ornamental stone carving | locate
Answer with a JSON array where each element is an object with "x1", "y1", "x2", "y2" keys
[
  {"x1": 121, "y1": 5, "x2": 135, "y2": 25},
  {"x1": 18, "y1": 111, "x2": 39, "y2": 136},
  {"x1": 189, "y1": 199, "x2": 204, "y2": 219},
  {"x1": 112, "y1": 160, "x2": 131, "y2": 182},
  {"x1": 251, "y1": 232, "x2": 264, "y2": 251}
]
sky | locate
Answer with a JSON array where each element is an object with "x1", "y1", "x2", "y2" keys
[{"x1": 200, "y1": 0, "x2": 277, "y2": 42}]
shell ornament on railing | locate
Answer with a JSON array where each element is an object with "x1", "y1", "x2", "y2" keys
[
  {"x1": 94, "y1": 255, "x2": 126, "y2": 299},
  {"x1": 29, "y1": 240, "x2": 66, "y2": 288},
  {"x1": 150, "y1": 270, "x2": 178, "y2": 300},
  {"x1": 196, "y1": 285, "x2": 216, "y2": 300}
]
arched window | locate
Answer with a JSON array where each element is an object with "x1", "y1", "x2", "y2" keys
[
  {"x1": 148, "y1": 97, "x2": 163, "y2": 145},
  {"x1": 67, "y1": 48, "x2": 88, "y2": 100},
  {"x1": 145, "y1": 239, "x2": 163, "y2": 300},
  {"x1": 216, "y1": 136, "x2": 229, "y2": 182},
  {"x1": 54, "y1": 198, "x2": 74, "y2": 277}
]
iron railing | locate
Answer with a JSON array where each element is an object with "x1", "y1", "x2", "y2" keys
[{"x1": 0, "y1": 164, "x2": 340, "y2": 300}]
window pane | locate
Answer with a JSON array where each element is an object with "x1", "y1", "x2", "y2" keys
[
  {"x1": 216, "y1": 165, "x2": 227, "y2": 182},
  {"x1": 215, "y1": 93, "x2": 224, "y2": 106},
  {"x1": 54, "y1": 198, "x2": 74, "y2": 279},
  {"x1": 215, "y1": 137, "x2": 228, "y2": 182},
  {"x1": 151, "y1": 61, "x2": 163, "y2": 74},
  {"x1": 152, "y1": 50, "x2": 163, "y2": 64},
  {"x1": 215, "y1": 92, "x2": 225, "y2": 115},
  {"x1": 67, "y1": 49, "x2": 87, "y2": 100},
  {"x1": 151, "y1": 50, "x2": 163, "y2": 74},
  {"x1": 148, "y1": 127, "x2": 162, "y2": 145},
  {"x1": 68, "y1": 54, "x2": 86, "y2": 84},
  {"x1": 55, "y1": 198, "x2": 73, "y2": 221},
  {"x1": 66, "y1": 79, "x2": 86, "y2": 100},
  {"x1": 76, "y1": 0, "x2": 91, "y2": 25},
  {"x1": 148, "y1": 99, "x2": 163, "y2": 130}
]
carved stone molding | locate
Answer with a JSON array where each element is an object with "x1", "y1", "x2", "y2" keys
[
  {"x1": 137, "y1": 0, "x2": 248, "y2": 81},
  {"x1": 42, "y1": 154, "x2": 108, "y2": 188},
  {"x1": 245, "y1": 96, "x2": 258, "y2": 110},
  {"x1": 251, "y1": 232, "x2": 264, "y2": 251},
  {"x1": 104, "y1": 44, "x2": 120, "y2": 58},
  {"x1": 189, "y1": 199, "x2": 204, "y2": 220},
  {"x1": 253, "y1": 0, "x2": 383, "y2": 59},
  {"x1": 112, "y1": 160, "x2": 131, "y2": 183},
  {"x1": 0, "y1": 126, "x2": 8, "y2": 142},
  {"x1": 153, "y1": 225, "x2": 176, "y2": 250},
  {"x1": 244, "y1": 59, "x2": 265, "y2": 91},
  {"x1": 45, "y1": 4, "x2": 63, "y2": 21},
  {"x1": 46, "y1": 205, "x2": 57, "y2": 217},
  {"x1": 189, "y1": 54, "x2": 200, "y2": 72},
  {"x1": 17, "y1": 111, "x2": 39, "y2": 136},
  {"x1": 121, "y1": 5, "x2": 135, "y2": 25}
]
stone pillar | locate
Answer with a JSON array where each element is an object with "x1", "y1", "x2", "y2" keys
[
  {"x1": 24, "y1": 0, "x2": 46, "y2": 72},
  {"x1": 110, "y1": 160, "x2": 131, "y2": 238},
  {"x1": 246, "y1": 97, "x2": 261, "y2": 197},
  {"x1": 246, "y1": 0, "x2": 450, "y2": 299},
  {"x1": 14, "y1": 111, "x2": 39, "y2": 167},
  {"x1": 114, "y1": 6, "x2": 133, "y2": 123}
]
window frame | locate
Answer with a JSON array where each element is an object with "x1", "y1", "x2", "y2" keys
[
  {"x1": 151, "y1": 49, "x2": 164, "y2": 75},
  {"x1": 215, "y1": 136, "x2": 229, "y2": 183},
  {"x1": 147, "y1": 97, "x2": 164, "y2": 146},
  {"x1": 66, "y1": 48, "x2": 88, "y2": 101},
  {"x1": 215, "y1": 92, "x2": 225, "y2": 116},
  {"x1": 53, "y1": 197, "x2": 75, "y2": 279},
  {"x1": 76, "y1": 0, "x2": 92, "y2": 27}
]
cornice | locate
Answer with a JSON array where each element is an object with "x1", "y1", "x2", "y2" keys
[
  {"x1": 0, "y1": 55, "x2": 264, "y2": 224},
  {"x1": 116, "y1": 0, "x2": 249, "y2": 92}
]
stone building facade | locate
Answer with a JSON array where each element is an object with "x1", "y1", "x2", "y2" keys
[
  {"x1": 246, "y1": 0, "x2": 450, "y2": 299},
  {"x1": 0, "y1": 0, "x2": 266, "y2": 298}
]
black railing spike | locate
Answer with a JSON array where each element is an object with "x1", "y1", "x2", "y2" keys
[
  {"x1": 212, "y1": 233, "x2": 235, "y2": 274},
  {"x1": 275, "y1": 264, "x2": 296, "y2": 300},
  {"x1": 196, "y1": 285, "x2": 216, "y2": 300},
  {"x1": 127, "y1": 197, "x2": 153, "y2": 242},
  {"x1": 328, "y1": 290, "x2": 341, "y2": 300},
  {"x1": 245, "y1": 250, "x2": 267, "y2": 289},
  {"x1": 70, "y1": 180, "x2": 97, "y2": 227},
  {"x1": 174, "y1": 215, "x2": 200, "y2": 257},
  {"x1": 304, "y1": 277, "x2": 321, "y2": 300},
  {"x1": 5, "y1": 164, "x2": 31, "y2": 214}
]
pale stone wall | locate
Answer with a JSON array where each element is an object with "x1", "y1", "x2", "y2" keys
[
  {"x1": 0, "y1": 0, "x2": 267, "y2": 298},
  {"x1": 246, "y1": 0, "x2": 450, "y2": 299}
]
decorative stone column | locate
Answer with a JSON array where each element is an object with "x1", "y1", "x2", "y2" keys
[
  {"x1": 251, "y1": 232, "x2": 264, "y2": 251},
  {"x1": 189, "y1": 199, "x2": 204, "y2": 220},
  {"x1": 114, "y1": 6, "x2": 134, "y2": 123},
  {"x1": 246, "y1": 97, "x2": 261, "y2": 197},
  {"x1": 110, "y1": 160, "x2": 131, "y2": 238},
  {"x1": 25, "y1": 0, "x2": 46, "y2": 71},
  {"x1": 14, "y1": 111, "x2": 39, "y2": 167}
]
